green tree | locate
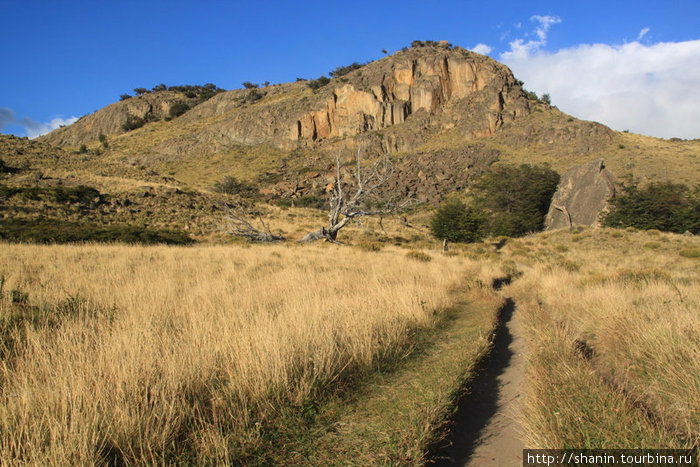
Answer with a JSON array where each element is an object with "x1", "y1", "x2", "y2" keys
[
  {"x1": 306, "y1": 76, "x2": 330, "y2": 90},
  {"x1": 603, "y1": 182, "x2": 699, "y2": 233},
  {"x1": 168, "y1": 102, "x2": 190, "y2": 118},
  {"x1": 430, "y1": 200, "x2": 486, "y2": 243},
  {"x1": 473, "y1": 164, "x2": 560, "y2": 237}
]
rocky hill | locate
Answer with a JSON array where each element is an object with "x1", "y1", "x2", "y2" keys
[
  {"x1": 41, "y1": 42, "x2": 528, "y2": 153},
  {"x1": 3, "y1": 41, "x2": 697, "y2": 242},
  {"x1": 40, "y1": 90, "x2": 213, "y2": 147}
]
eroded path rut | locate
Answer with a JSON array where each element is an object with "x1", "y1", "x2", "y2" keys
[{"x1": 431, "y1": 295, "x2": 526, "y2": 466}]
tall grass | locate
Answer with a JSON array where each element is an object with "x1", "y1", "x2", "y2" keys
[
  {"x1": 504, "y1": 229, "x2": 699, "y2": 449},
  {"x1": 0, "y1": 242, "x2": 473, "y2": 464}
]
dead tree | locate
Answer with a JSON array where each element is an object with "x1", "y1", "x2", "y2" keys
[
  {"x1": 222, "y1": 207, "x2": 286, "y2": 242},
  {"x1": 300, "y1": 147, "x2": 417, "y2": 243}
]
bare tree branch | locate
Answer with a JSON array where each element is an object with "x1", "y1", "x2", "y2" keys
[
  {"x1": 221, "y1": 206, "x2": 286, "y2": 242},
  {"x1": 300, "y1": 147, "x2": 419, "y2": 243}
]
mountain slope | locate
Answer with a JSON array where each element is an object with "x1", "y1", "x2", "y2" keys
[{"x1": 2, "y1": 42, "x2": 695, "y2": 243}]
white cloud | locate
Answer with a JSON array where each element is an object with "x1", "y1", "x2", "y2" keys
[
  {"x1": 470, "y1": 43, "x2": 493, "y2": 55},
  {"x1": 638, "y1": 27, "x2": 650, "y2": 40},
  {"x1": 531, "y1": 15, "x2": 561, "y2": 41},
  {"x1": 0, "y1": 107, "x2": 77, "y2": 139},
  {"x1": 500, "y1": 20, "x2": 700, "y2": 139},
  {"x1": 502, "y1": 15, "x2": 561, "y2": 61}
]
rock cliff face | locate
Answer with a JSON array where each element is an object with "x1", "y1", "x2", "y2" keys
[
  {"x1": 293, "y1": 47, "x2": 529, "y2": 148},
  {"x1": 545, "y1": 160, "x2": 619, "y2": 230}
]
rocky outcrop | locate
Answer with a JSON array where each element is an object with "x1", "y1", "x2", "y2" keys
[
  {"x1": 292, "y1": 47, "x2": 529, "y2": 147},
  {"x1": 58, "y1": 45, "x2": 530, "y2": 157},
  {"x1": 38, "y1": 92, "x2": 201, "y2": 146},
  {"x1": 545, "y1": 159, "x2": 619, "y2": 230}
]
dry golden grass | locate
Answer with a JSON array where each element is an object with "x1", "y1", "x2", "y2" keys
[
  {"x1": 0, "y1": 242, "x2": 483, "y2": 464},
  {"x1": 502, "y1": 228, "x2": 700, "y2": 448}
]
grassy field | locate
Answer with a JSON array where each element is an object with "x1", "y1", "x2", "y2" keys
[
  {"x1": 495, "y1": 228, "x2": 699, "y2": 450},
  {"x1": 0, "y1": 242, "x2": 502, "y2": 465}
]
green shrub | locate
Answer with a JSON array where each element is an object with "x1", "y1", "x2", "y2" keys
[
  {"x1": 169, "y1": 102, "x2": 190, "y2": 118},
  {"x1": 242, "y1": 81, "x2": 259, "y2": 89},
  {"x1": 602, "y1": 181, "x2": 699, "y2": 234},
  {"x1": 430, "y1": 200, "x2": 486, "y2": 243},
  {"x1": 121, "y1": 115, "x2": 147, "y2": 132},
  {"x1": 275, "y1": 198, "x2": 292, "y2": 208},
  {"x1": 307, "y1": 76, "x2": 331, "y2": 90},
  {"x1": 244, "y1": 89, "x2": 264, "y2": 103},
  {"x1": 212, "y1": 176, "x2": 257, "y2": 197},
  {"x1": 119, "y1": 94, "x2": 131, "y2": 100},
  {"x1": 329, "y1": 62, "x2": 363, "y2": 78},
  {"x1": 78, "y1": 144, "x2": 87, "y2": 154},
  {"x1": 0, "y1": 185, "x2": 101, "y2": 205},
  {"x1": 0, "y1": 219, "x2": 193, "y2": 245},
  {"x1": 294, "y1": 195, "x2": 325, "y2": 209},
  {"x1": 472, "y1": 164, "x2": 560, "y2": 238}
]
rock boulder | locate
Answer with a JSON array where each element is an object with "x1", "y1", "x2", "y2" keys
[{"x1": 545, "y1": 159, "x2": 619, "y2": 230}]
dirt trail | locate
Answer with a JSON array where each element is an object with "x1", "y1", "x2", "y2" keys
[{"x1": 431, "y1": 295, "x2": 527, "y2": 466}]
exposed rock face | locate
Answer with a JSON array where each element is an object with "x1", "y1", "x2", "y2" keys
[
  {"x1": 293, "y1": 48, "x2": 529, "y2": 147},
  {"x1": 41, "y1": 46, "x2": 530, "y2": 157},
  {"x1": 545, "y1": 159, "x2": 619, "y2": 230},
  {"x1": 39, "y1": 92, "x2": 201, "y2": 146}
]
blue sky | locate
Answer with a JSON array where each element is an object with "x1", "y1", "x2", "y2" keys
[{"x1": 1, "y1": 0, "x2": 699, "y2": 139}]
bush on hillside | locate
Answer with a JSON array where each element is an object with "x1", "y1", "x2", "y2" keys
[
  {"x1": 307, "y1": 76, "x2": 331, "y2": 90},
  {"x1": 472, "y1": 164, "x2": 560, "y2": 238},
  {"x1": 212, "y1": 176, "x2": 258, "y2": 197},
  {"x1": 0, "y1": 185, "x2": 101, "y2": 205},
  {"x1": 244, "y1": 89, "x2": 264, "y2": 103},
  {"x1": 121, "y1": 115, "x2": 147, "y2": 132},
  {"x1": 168, "y1": 102, "x2": 190, "y2": 118},
  {"x1": 0, "y1": 219, "x2": 193, "y2": 245},
  {"x1": 329, "y1": 62, "x2": 363, "y2": 78},
  {"x1": 602, "y1": 181, "x2": 699, "y2": 234},
  {"x1": 430, "y1": 200, "x2": 487, "y2": 243}
]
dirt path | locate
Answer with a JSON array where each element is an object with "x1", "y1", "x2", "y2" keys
[{"x1": 431, "y1": 297, "x2": 526, "y2": 466}]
